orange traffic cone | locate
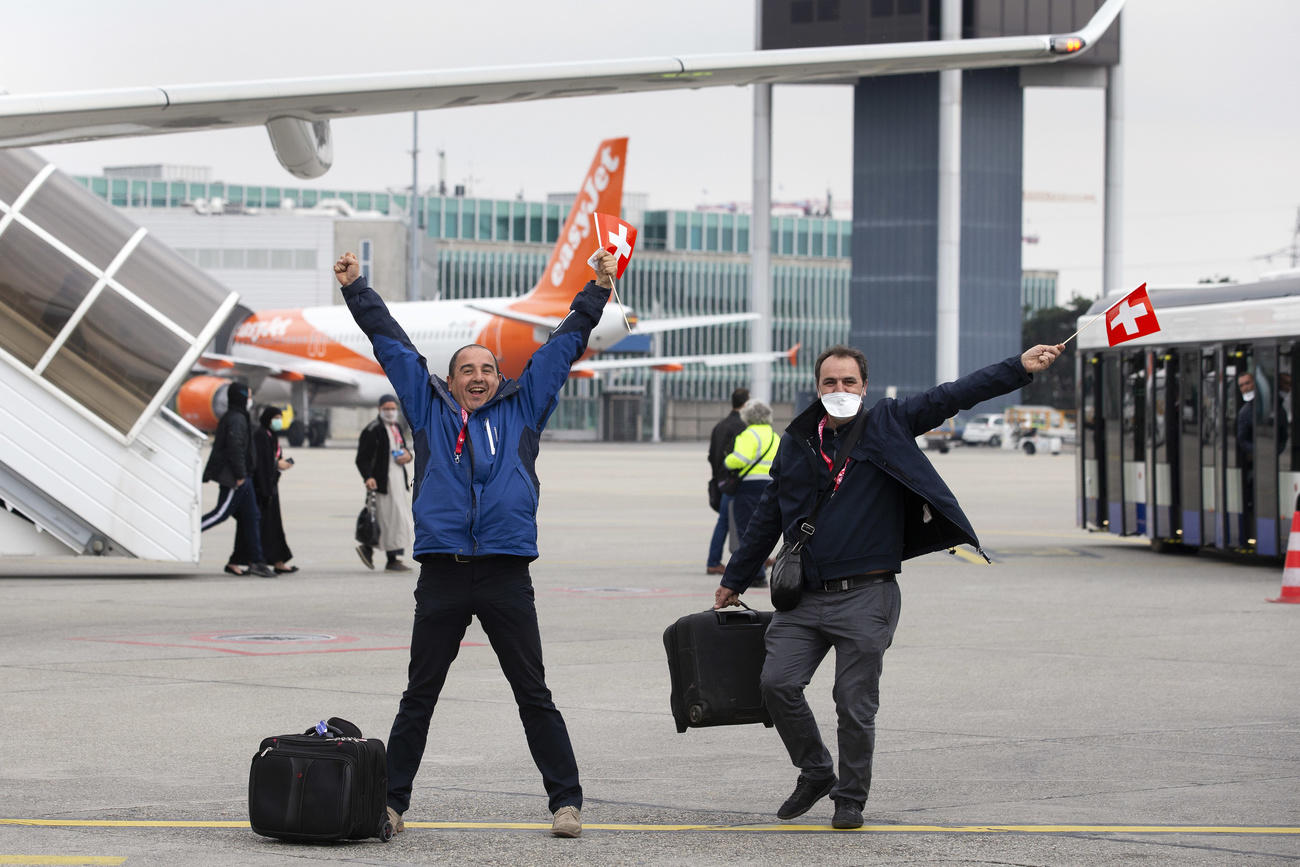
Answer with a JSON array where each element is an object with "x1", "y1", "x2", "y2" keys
[{"x1": 1269, "y1": 509, "x2": 1300, "y2": 604}]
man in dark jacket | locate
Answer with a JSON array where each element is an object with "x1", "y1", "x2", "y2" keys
[
  {"x1": 200, "y1": 381, "x2": 275, "y2": 577},
  {"x1": 333, "y1": 247, "x2": 619, "y2": 840},
  {"x1": 706, "y1": 387, "x2": 748, "y2": 575},
  {"x1": 714, "y1": 341, "x2": 1063, "y2": 830}
]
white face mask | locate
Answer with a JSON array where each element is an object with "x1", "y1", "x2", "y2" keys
[
  {"x1": 1242, "y1": 390, "x2": 1255, "y2": 402},
  {"x1": 380, "y1": 409, "x2": 399, "y2": 423},
  {"x1": 821, "y1": 391, "x2": 862, "y2": 419}
]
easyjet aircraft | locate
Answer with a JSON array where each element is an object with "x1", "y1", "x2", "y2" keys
[{"x1": 175, "y1": 138, "x2": 796, "y2": 431}]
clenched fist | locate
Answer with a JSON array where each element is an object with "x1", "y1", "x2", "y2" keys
[
  {"x1": 334, "y1": 252, "x2": 361, "y2": 287},
  {"x1": 1020, "y1": 343, "x2": 1065, "y2": 373},
  {"x1": 591, "y1": 249, "x2": 617, "y2": 289}
]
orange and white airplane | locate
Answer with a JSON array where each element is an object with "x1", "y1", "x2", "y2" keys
[{"x1": 175, "y1": 137, "x2": 798, "y2": 431}]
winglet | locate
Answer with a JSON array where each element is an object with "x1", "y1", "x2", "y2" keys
[{"x1": 787, "y1": 342, "x2": 802, "y2": 366}]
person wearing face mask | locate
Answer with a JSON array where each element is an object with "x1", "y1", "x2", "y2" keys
[
  {"x1": 723, "y1": 398, "x2": 779, "y2": 586},
  {"x1": 333, "y1": 247, "x2": 618, "y2": 840},
  {"x1": 355, "y1": 395, "x2": 415, "y2": 572},
  {"x1": 200, "y1": 381, "x2": 276, "y2": 578},
  {"x1": 713, "y1": 341, "x2": 1064, "y2": 830},
  {"x1": 236, "y1": 406, "x2": 296, "y2": 573}
]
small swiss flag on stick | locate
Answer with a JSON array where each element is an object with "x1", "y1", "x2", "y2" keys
[
  {"x1": 593, "y1": 212, "x2": 638, "y2": 278},
  {"x1": 1104, "y1": 282, "x2": 1161, "y2": 346}
]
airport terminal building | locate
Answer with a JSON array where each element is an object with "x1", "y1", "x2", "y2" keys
[{"x1": 73, "y1": 168, "x2": 1048, "y2": 439}]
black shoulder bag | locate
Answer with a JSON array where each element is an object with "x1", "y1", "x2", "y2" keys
[{"x1": 768, "y1": 410, "x2": 868, "y2": 612}]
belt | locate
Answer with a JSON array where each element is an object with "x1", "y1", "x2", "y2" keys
[
  {"x1": 426, "y1": 553, "x2": 484, "y2": 564},
  {"x1": 820, "y1": 573, "x2": 896, "y2": 592}
]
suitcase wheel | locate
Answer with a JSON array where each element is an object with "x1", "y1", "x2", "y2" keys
[
  {"x1": 379, "y1": 819, "x2": 394, "y2": 842},
  {"x1": 688, "y1": 703, "x2": 705, "y2": 724}
]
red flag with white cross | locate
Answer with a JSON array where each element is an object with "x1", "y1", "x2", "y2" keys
[
  {"x1": 1104, "y1": 283, "x2": 1161, "y2": 346},
  {"x1": 593, "y1": 212, "x2": 638, "y2": 278}
]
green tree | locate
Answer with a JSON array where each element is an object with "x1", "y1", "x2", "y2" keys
[{"x1": 1021, "y1": 294, "x2": 1094, "y2": 408}]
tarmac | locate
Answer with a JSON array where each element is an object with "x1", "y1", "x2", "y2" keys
[{"x1": 2, "y1": 440, "x2": 1298, "y2": 865}]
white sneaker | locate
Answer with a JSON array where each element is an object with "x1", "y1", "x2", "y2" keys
[{"x1": 551, "y1": 805, "x2": 581, "y2": 838}]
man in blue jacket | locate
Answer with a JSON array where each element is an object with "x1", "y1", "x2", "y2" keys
[
  {"x1": 714, "y1": 341, "x2": 1063, "y2": 830},
  {"x1": 333, "y1": 249, "x2": 618, "y2": 840}
]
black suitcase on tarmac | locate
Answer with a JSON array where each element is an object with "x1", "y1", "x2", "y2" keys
[
  {"x1": 248, "y1": 717, "x2": 394, "y2": 843},
  {"x1": 663, "y1": 604, "x2": 775, "y2": 733}
]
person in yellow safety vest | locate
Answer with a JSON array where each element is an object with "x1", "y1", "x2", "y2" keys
[{"x1": 725, "y1": 399, "x2": 780, "y2": 587}]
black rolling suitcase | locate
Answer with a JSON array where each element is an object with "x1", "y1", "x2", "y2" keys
[
  {"x1": 248, "y1": 717, "x2": 394, "y2": 843},
  {"x1": 663, "y1": 603, "x2": 775, "y2": 733}
]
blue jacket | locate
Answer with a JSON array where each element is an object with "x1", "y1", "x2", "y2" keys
[
  {"x1": 340, "y1": 277, "x2": 610, "y2": 559},
  {"x1": 722, "y1": 356, "x2": 1032, "y2": 592}
]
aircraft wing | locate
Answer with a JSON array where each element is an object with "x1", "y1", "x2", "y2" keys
[
  {"x1": 195, "y1": 353, "x2": 360, "y2": 389},
  {"x1": 572, "y1": 344, "x2": 800, "y2": 374},
  {"x1": 632, "y1": 312, "x2": 759, "y2": 334},
  {"x1": 0, "y1": 0, "x2": 1122, "y2": 169},
  {"x1": 464, "y1": 303, "x2": 562, "y2": 330}
]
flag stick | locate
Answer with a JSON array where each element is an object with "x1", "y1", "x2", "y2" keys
[
  {"x1": 592, "y1": 213, "x2": 633, "y2": 333},
  {"x1": 1062, "y1": 290, "x2": 1132, "y2": 346}
]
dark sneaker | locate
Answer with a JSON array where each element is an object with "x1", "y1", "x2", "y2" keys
[
  {"x1": 248, "y1": 562, "x2": 276, "y2": 578},
  {"x1": 831, "y1": 798, "x2": 864, "y2": 830},
  {"x1": 776, "y1": 774, "x2": 835, "y2": 820},
  {"x1": 356, "y1": 544, "x2": 374, "y2": 570}
]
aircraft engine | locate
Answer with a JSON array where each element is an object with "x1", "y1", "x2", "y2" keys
[
  {"x1": 265, "y1": 117, "x2": 334, "y2": 179},
  {"x1": 175, "y1": 375, "x2": 232, "y2": 432}
]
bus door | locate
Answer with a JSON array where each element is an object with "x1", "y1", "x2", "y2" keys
[
  {"x1": 1224, "y1": 346, "x2": 1254, "y2": 550},
  {"x1": 1103, "y1": 353, "x2": 1124, "y2": 533},
  {"x1": 1080, "y1": 352, "x2": 1106, "y2": 529},
  {"x1": 1121, "y1": 350, "x2": 1148, "y2": 535},
  {"x1": 1151, "y1": 350, "x2": 1179, "y2": 543},
  {"x1": 1252, "y1": 345, "x2": 1280, "y2": 556},
  {"x1": 1201, "y1": 348, "x2": 1222, "y2": 548},
  {"x1": 1178, "y1": 348, "x2": 1202, "y2": 545},
  {"x1": 1279, "y1": 343, "x2": 1299, "y2": 553}
]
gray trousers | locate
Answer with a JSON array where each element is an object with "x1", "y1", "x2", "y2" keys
[{"x1": 759, "y1": 580, "x2": 902, "y2": 806}]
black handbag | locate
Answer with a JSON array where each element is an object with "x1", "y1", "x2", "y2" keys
[
  {"x1": 707, "y1": 478, "x2": 722, "y2": 513},
  {"x1": 769, "y1": 410, "x2": 868, "y2": 612},
  {"x1": 355, "y1": 491, "x2": 380, "y2": 547}
]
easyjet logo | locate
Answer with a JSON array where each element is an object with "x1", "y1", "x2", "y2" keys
[
  {"x1": 234, "y1": 316, "x2": 294, "y2": 342},
  {"x1": 550, "y1": 146, "x2": 622, "y2": 287}
]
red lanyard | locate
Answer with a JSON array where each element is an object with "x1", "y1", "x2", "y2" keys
[
  {"x1": 817, "y1": 416, "x2": 851, "y2": 491},
  {"x1": 453, "y1": 408, "x2": 468, "y2": 463}
]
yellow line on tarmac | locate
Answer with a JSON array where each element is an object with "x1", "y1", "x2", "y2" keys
[
  {"x1": 4, "y1": 819, "x2": 1300, "y2": 835},
  {"x1": 0, "y1": 858, "x2": 126, "y2": 865}
]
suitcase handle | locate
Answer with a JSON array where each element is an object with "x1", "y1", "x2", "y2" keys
[{"x1": 712, "y1": 599, "x2": 766, "y2": 626}]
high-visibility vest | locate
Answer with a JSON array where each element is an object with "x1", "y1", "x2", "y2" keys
[{"x1": 724, "y1": 423, "x2": 778, "y2": 481}]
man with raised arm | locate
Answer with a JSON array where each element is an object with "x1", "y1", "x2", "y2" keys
[
  {"x1": 714, "y1": 342, "x2": 1063, "y2": 830},
  {"x1": 333, "y1": 248, "x2": 618, "y2": 839}
]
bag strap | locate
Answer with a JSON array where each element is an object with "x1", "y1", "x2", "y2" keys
[
  {"x1": 791, "y1": 409, "x2": 868, "y2": 549},
  {"x1": 736, "y1": 428, "x2": 767, "y2": 478}
]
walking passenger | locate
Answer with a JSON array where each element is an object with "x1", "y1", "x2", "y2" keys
[
  {"x1": 724, "y1": 398, "x2": 779, "y2": 586},
  {"x1": 714, "y1": 342, "x2": 1063, "y2": 829},
  {"x1": 200, "y1": 381, "x2": 275, "y2": 578},
  {"x1": 355, "y1": 395, "x2": 415, "y2": 572},
  {"x1": 333, "y1": 247, "x2": 619, "y2": 839},
  {"x1": 706, "y1": 387, "x2": 748, "y2": 575}
]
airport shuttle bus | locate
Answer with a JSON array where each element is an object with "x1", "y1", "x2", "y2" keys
[{"x1": 1076, "y1": 273, "x2": 1300, "y2": 559}]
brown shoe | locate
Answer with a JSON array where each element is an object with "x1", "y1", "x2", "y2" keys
[
  {"x1": 705, "y1": 565, "x2": 726, "y2": 575},
  {"x1": 386, "y1": 805, "x2": 405, "y2": 834},
  {"x1": 551, "y1": 805, "x2": 581, "y2": 838}
]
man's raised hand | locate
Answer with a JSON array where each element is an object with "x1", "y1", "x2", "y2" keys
[
  {"x1": 1021, "y1": 343, "x2": 1065, "y2": 373},
  {"x1": 591, "y1": 249, "x2": 617, "y2": 289},
  {"x1": 334, "y1": 252, "x2": 361, "y2": 287}
]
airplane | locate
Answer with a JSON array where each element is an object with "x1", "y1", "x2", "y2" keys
[{"x1": 174, "y1": 137, "x2": 798, "y2": 435}]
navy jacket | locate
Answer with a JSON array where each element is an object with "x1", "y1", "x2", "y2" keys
[
  {"x1": 341, "y1": 276, "x2": 610, "y2": 560},
  {"x1": 722, "y1": 355, "x2": 1032, "y2": 592}
]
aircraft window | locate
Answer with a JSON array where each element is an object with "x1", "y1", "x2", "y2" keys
[
  {"x1": 43, "y1": 287, "x2": 189, "y2": 435},
  {"x1": 0, "y1": 149, "x2": 47, "y2": 206},
  {"x1": 17, "y1": 170, "x2": 138, "y2": 271},
  {"x1": 0, "y1": 221, "x2": 97, "y2": 368},
  {"x1": 113, "y1": 233, "x2": 231, "y2": 337}
]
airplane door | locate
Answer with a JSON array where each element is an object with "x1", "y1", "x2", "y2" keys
[
  {"x1": 1178, "y1": 348, "x2": 1202, "y2": 546},
  {"x1": 1151, "y1": 351, "x2": 1179, "y2": 544}
]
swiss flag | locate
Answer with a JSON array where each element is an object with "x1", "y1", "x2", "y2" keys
[
  {"x1": 1104, "y1": 283, "x2": 1161, "y2": 347},
  {"x1": 593, "y1": 212, "x2": 638, "y2": 279}
]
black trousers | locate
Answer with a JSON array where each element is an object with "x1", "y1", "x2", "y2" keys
[{"x1": 386, "y1": 556, "x2": 581, "y2": 814}]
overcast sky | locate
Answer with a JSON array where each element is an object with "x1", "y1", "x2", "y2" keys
[{"x1": 7, "y1": 0, "x2": 1299, "y2": 303}]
